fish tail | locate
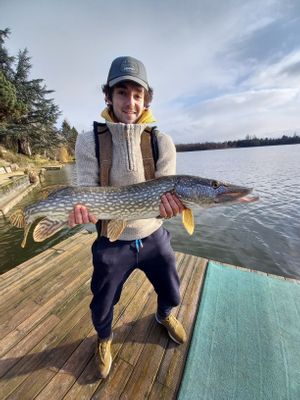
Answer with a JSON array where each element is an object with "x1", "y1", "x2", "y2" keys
[{"x1": 8, "y1": 209, "x2": 26, "y2": 228}]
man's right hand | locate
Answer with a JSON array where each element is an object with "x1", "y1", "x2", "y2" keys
[{"x1": 68, "y1": 204, "x2": 98, "y2": 227}]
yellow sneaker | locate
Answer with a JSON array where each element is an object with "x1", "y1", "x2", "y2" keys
[
  {"x1": 95, "y1": 336, "x2": 112, "y2": 379},
  {"x1": 155, "y1": 313, "x2": 187, "y2": 344}
]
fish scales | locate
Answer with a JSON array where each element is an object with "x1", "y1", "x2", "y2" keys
[
  {"x1": 8, "y1": 175, "x2": 258, "y2": 247},
  {"x1": 40, "y1": 178, "x2": 176, "y2": 220}
]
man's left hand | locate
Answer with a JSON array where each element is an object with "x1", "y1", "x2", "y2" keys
[{"x1": 160, "y1": 192, "x2": 185, "y2": 219}]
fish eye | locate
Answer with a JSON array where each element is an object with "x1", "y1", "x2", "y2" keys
[{"x1": 211, "y1": 180, "x2": 220, "y2": 189}]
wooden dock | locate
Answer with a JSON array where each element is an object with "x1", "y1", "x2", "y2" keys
[{"x1": 0, "y1": 231, "x2": 207, "y2": 399}]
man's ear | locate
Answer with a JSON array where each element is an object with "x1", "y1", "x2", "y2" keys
[{"x1": 104, "y1": 95, "x2": 112, "y2": 105}]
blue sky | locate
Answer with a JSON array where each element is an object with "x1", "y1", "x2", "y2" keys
[{"x1": 1, "y1": 0, "x2": 300, "y2": 143}]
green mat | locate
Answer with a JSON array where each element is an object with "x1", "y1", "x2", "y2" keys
[{"x1": 178, "y1": 262, "x2": 300, "y2": 400}]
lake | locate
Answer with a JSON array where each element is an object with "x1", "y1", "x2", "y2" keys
[
  {"x1": 0, "y1": 144, "x2": 299, "y2": 279},
  {"x1": 172, "y1": 144, "x2": 300, "y2": 279}
]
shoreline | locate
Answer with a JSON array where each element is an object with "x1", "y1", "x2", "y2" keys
[
  {"x1": 0, "y1": 163, "x2": 65, "y2": 216},
  {"x1": 0, "y1": 180, "x2": 40, "y2": 216}
]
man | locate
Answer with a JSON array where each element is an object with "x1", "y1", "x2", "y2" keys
[{"x1": 69, "y1": 56, "x2": 186, "y2": 379}]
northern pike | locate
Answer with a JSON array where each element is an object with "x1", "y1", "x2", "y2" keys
[{"x1": 8, "y1": 175, "x2": 258, "y2": 247}]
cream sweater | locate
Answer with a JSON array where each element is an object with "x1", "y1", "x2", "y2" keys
[{"x1": 75, "y1": 122, "x2": 176, "y2": 240}]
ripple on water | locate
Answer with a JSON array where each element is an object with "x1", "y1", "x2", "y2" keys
[{"x1": 1, "y1": 146, "x2": 300, "y2": 278}]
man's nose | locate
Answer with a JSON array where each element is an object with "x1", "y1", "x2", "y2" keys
[{"x1": 125, "y1": 94, "x2": 135, "y2": 106}]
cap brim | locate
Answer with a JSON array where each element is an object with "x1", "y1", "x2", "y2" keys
[{"x1": 108, "y1": 75, "x2": 148, "y2": 90}]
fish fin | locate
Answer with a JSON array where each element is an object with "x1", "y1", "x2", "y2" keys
[
  {"x1": 8, "y1": 209, "x2": 25, "y2": 228},
  {"x1": 33, "y1": 218, "x2": 67, "y2": 243},
  {"x1": 21, "y1": 222, "x2": 33, "y2": 248},
  {"x1": 42, "y1": 185, "x2": 69, "y2": 198},
  {"x1": 8, "y1": 210, "x2": 33, "y2": 248},
  {"x1": 107, "y1": 220, "x2": 127, "y2": 242},
  {"x1": 182, "y1": 208, "x2": 195, "y2": 235}
]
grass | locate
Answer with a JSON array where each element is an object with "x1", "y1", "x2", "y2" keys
[{"x1": 0, "y1": 145, "x2": 62, "y2": 169}]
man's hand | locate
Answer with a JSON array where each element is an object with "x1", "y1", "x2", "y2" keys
[
  {"x1": 160, "y1": 192, "x2": 185, "y2": 219},
  {"x1": 68, "y1": 204, "x2": 98, "y2": 227}
]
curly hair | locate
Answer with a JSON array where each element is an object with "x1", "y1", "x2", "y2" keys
[{"x1": 102, "y1": 82, "x2": 154, "y2": 109}]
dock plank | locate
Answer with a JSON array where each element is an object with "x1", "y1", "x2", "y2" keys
[
  {"x1": 0, "y1": 240, "x2": 87, "y2": 302},
  {"x1": 0, "y1": 231, "x2": 89, "y2": 291},
  {"x1": 156, "y1": 256, "x2": 207, "y2": 392},
  {"x1": 34, "y1": 333, "x2": 95, "y2": 400},
  {"x1": 0, "y1": 315, "x2": 61, "y2": 378},
  {"x1": 0, "y1": 232, "x2": 207, "y2": 400},
  {"x1": 0, "y1": 299, "x2": 40, "y2": 339},
  {"x1": 6, "y1": 309, "x2": 93, "y2": 400},
  {"x1": 0, "y1": 269, "x2": 91, "y2": 357}
]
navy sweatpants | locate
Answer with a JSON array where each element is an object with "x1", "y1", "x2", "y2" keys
[{"x1": 90, "y1": 226, "x2": 180, "y2": 339}]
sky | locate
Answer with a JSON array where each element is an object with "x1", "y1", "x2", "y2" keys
[{"x1": 1, "y1": 0, "x2": 300, "y2": 144}]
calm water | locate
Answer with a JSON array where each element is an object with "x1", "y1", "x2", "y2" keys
[
  {"x1": 0, "y1": 145, "x2": 299, "y2": 278},
  {"x1": 0, "y1": 164, "x2": 81, "y2": 274}
]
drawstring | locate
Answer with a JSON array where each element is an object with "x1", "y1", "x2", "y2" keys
[
  {"x1": 135, "y1": 239, "x2": 143, "y2": 253},
  {"x1": 135, "y1": 239, "x2": 143, "y2": 267}
]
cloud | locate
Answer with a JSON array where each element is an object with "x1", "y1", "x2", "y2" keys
[
  {"x1": 245, "y1": 50, "x2": 300, "y2": 89},
  {"x1": 157, "y1": 88, "x2": 300, "y2": 143},
  {"x1": 151, "y1": 0, "x2": 300, "y2": 143},
  {"x1": 1, "y1": 0, "x2": 300, "y2": 141}
]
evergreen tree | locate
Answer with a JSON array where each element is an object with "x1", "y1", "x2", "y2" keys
[
  {"x1": 0, "y1": 71, "x2": 27, "y2": 125},
  {"x1": 60, "y1": 119, "x2": 78, "y2": 156},
  {"x1": 0, "y1": 29, "x2": 27, "y2": 128},
  {"x1": 0, "y1": 29, "x2": 15, "y2": 80},
  {"x1": 0, "y1": 31, "x2": 61, "y2": 155},
  {"x1": 69, "y1": 126, "x2": 78, "y2": 153},
  {"x1": 61, "y1": 119, "x2": 72, "y2": 138}
]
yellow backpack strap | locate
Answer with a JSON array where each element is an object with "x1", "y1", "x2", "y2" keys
[
  {"x1": 93, "y1": 121, "x2": 112, "y2": 236},
  {"x1": 141, "y1": 126, "x2": 159, "y2": 180}
]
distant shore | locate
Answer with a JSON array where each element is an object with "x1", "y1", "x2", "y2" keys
[{"x1": 176, "y1": 133, "x2": 300, "y2": 152}]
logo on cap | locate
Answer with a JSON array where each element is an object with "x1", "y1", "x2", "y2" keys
[{"x1": 120, "y1": 59, "x2": 139, "y2": 75}]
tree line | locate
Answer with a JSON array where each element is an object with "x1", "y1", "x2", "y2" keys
[
  {"x1": 0, "y1": 28, "x2": 78, "y2": 160},
  {"x1": 176, "y1": 133, "x2": 300, "y2": 152}
]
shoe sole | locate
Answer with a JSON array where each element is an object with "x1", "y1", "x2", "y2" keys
[{"x1": 155, "y1": 314, "x2": 182, "y2": 344}]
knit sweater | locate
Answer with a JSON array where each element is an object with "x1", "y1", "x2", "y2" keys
[{"x1": 75, "y1": 121, "x2": 176, "y2": 240}]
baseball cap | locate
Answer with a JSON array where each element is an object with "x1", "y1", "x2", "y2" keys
[{"x1": 107, "y1": 56, "x2": 149, "y2": 90}]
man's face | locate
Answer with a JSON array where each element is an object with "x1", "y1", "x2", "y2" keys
[{"x1": 109, "y1": 81, "x2": 145, "y2": 124}]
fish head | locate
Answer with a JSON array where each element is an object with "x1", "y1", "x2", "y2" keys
[{"x1": 175, "y1": 176, "x2": 258, "y2": 208}]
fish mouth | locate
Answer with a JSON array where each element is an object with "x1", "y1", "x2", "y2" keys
[
  {"x1": 238, "y1": 193, "x2": 260, "y2": 203},
  {"x1": 215, "y1": 188, "x2": 259, "y2": 203}
]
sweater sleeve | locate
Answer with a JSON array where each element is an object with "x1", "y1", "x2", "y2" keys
[
  {"x1": 155, "y1": 132, "x2": 177, "y2": 178},
  {"x1": 75, "y1": 131, "x2": 100, "y2": 186}
]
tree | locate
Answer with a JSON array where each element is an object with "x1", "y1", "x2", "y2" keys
[
  {"x1": 60, "y1": 119, "x2": 78, "y2": 157},
  {"x1": 0, "y1": 30, "x2": 28, "y2": 128},
  {"x1": 0, "y1": 29, "x2": 15, "y2": 80},
  {"x1": 0, "y1": 36, "x2": 61, "y2": 155},
  {"x1": 0, "y1": 69, "x2": 28, "y2": 128}
]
